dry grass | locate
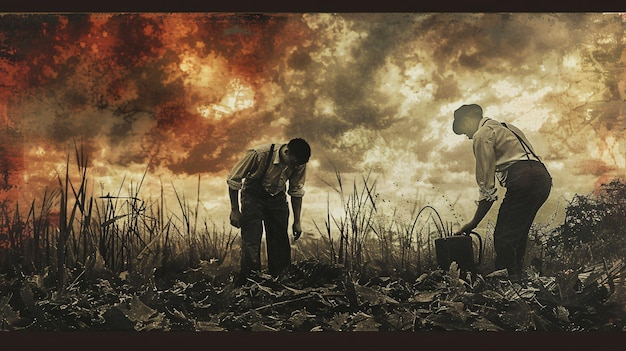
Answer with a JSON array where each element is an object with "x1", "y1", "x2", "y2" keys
[
  {"x1": 0, "y1": 144, "x2": 238, "y2": 284},
  {"x1": 1, "y1": 147, "x2": 623, "y2": 290}
]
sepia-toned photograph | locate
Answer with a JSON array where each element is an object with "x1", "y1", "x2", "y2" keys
[{"x1": 0, "y1": 12, "x2": 625, "y2": 335}]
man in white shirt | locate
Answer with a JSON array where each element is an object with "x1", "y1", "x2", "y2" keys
[
  {"x1": 227, "y1": 138, "x2": 311, "y2": 281},
  {"x1": 452, "y1": 104, "x2": 552, "y2": 279}
]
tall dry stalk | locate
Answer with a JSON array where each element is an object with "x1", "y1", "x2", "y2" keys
[
  {"x1": 315, "y1": 170, "x2": 457, "y2": 275},
  {"x1": 369, "y1": 208, "x2": 397, "y2": 267},
  {"x1": 316, "y1": 170, "x2": 379, "y2": 272},
  {"x1": 55, "y1": 142, "x2": 90, "y2": 288},
  {"x1": 201, "y1": 221, "x2": 237, "y2": 265},
  {"x1": 25, "y1": 188, "x2": 59, "y2": 272},
  {"x1": 312, "y1": 194, "x2": 336, "y2": 264},
  {"x1": 395, "y1": 212, "x2": 419, "y2": 273},
  {"x1": 171, "y1": 179, "x2": 199, "y2": 268},
  {"x1": 412, "y1": 205, "x2": 450, "y2": 270}
]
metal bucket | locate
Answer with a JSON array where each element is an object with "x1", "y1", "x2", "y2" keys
[{"x1": 435, "y1": 231, "x2": 482, "y2": 272}]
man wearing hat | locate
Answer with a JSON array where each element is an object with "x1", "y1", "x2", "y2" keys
[{"x1": 452, "y1": 104, "x2": 552, "y2": 279}]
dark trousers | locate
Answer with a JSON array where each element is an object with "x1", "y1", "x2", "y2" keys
[
  {"x1": 494, "y1": 160, "x2": 552, "y2": 276},
  {"x1": 239, "y1": 180, "x2": 291, "y2": 277}
]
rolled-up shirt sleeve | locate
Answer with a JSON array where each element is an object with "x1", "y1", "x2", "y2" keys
[
  {"x1": 473, "y1": 131, "x2": 498, "y2": 203},
  {"x1": 287, "y1": 164, "x2": 306, "y2": 197},
  {"x1": 226, "y1": 150, "x2": 257, "y2": 191}
]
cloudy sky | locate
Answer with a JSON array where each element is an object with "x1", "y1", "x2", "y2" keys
[{"x1": 0, "y1": 12, "x2": 624, "y2": 234}]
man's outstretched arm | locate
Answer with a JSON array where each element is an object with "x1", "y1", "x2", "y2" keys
[{"x1": 455, "y1": 199, "x2": 494, "y2": 235}]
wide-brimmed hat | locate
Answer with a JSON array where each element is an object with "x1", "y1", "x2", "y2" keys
[{"x1": 452, "y1": 104, "x2": 483, "y2": 134}]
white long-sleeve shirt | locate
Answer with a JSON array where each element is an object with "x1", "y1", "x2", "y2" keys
[
  {"x1": 226, "y1": 143, "x2": 306, "y2": 197},
  {"x1": 472, "y1": 117, "x2": 541, "y2": 202}
]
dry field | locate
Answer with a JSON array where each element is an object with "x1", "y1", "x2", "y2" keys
[{"x1": 1, "y1": 150, "x2": 625, "y2": 331}]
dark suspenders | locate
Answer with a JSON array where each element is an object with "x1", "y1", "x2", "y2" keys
[
  {"x1": 244, "y1": 144, "x2": 275, "y2": 195},
  {"x1": 251, "y1": 143, "x2": 274, "y2": 182},
  {"x1": 501, "y1": 122, "x2": 541, "y2": 162},
  {"x1": 260, "y1": 144, "x2": 275, "y2": 180}
]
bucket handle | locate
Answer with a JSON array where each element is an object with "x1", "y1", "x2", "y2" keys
[{"x1": 465, "y1": 231, "x2": 483, "y2": 265}]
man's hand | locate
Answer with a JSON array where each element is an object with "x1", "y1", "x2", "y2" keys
[
  {"x1": 230, "y1": 210, "x2": 242, "y2": 228},
  {"x1": 292, "y1": 221, "x2": 302, "y2": 241},
  {"x1": 454, "y1": 199, "x2": 494, "y2": 235},
  {"x1": 454, "y1": 222, "x2": 476, "y2": 236}
]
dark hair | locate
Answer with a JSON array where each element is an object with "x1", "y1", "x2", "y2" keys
[
  {"x1": 288, "y1": 138, "x2": 311, "y2": 164},
  {"x1": 452, "y1": 104, "x2": 483, "y2": 135}
]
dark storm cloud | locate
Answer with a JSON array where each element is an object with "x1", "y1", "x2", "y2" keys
[
  {"x1": 421, "y1": 14, "x2": 565, "y2": 71},
  {"x1": 2, "y1": 13, "x2": 303, "y2": 179},
  {"x1": 278, "y1": 14, "x2": 422, "y2": 173},
  {"x1": 1, "y1": 13, "x2": 625, "y2": 217}
]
